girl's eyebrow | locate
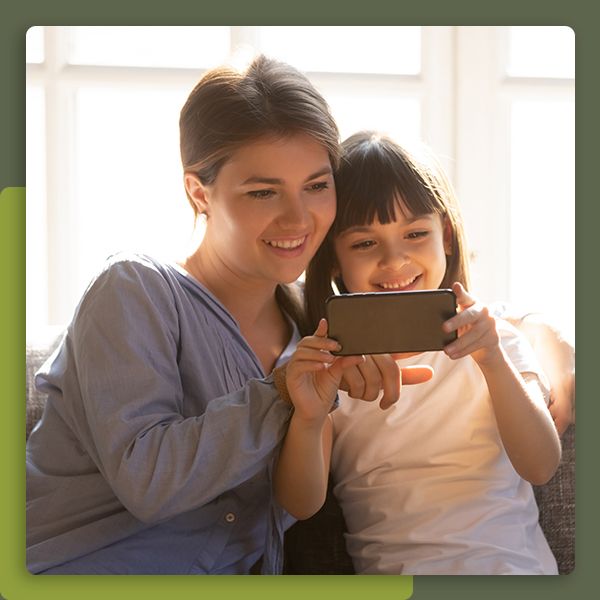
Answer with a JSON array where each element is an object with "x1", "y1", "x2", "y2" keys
[
  {"x1": 241, "y1": 166, "x2": 332, "y2": 186},
  {"x1": 338, "y1": 225, "x2": 373, "y2": 237},
  {"x1": 339, "y1": 215, "x2": 434, "y2": 237}
]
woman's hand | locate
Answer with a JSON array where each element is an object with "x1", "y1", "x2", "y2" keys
[
  {"x1": 442, "y1": 282, "x2": 503, "y2": 367},
  {"x1": 285, "y1": 319, "x2": 365, "y2": 423}
]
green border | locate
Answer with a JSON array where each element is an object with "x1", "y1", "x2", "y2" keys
[{"x1": 2, "y1": 1, "x2": 597, "y2": 599}]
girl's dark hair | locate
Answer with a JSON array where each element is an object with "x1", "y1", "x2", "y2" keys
[
  {"x1": 305, "y1": 131, "x2": 471, "y2": 331},
  {"x1": 180, "y1": 55, "x2": 340, "y2": 334}
]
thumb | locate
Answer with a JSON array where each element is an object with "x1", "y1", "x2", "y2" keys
[
  {"x1": 452, "y1": 281, "x2": 475, "y2": 310},
  {"x1": 315, "y1": 317, "x2": 328, "y2": 338},
  {"x1": 400, "y1": 365, "x2": 434, "y2": 385}
]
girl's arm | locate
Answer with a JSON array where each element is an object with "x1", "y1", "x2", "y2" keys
[
  {"x1": 273, "y1": 320, "x2": 434, "y2": 519},
  {"x1": 273, "y1": 319, "x2": 363, "y2": 519},
  {"x1": 443, "y1": 283, "x2": 561, "y2": 486}
]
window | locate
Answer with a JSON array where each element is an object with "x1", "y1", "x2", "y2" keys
[{"x1": 26, "y1": 26, "x2": 574, "y2": 344}]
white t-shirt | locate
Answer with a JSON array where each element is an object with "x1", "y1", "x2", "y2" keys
[{"x1": 330, "y1": 320, "x2": 558, "y2": 575}]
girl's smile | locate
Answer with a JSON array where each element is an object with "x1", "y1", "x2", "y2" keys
[{"x1": 334, "y1": 207, "x2": 451, "y2": 294}]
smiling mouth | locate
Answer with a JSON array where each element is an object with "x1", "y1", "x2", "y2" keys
[
  {"x1": 376, "y1": 274, "x2": 420, "y2": 290},
  {"x1": 263, "y1": 236, "x2": 307, "y2": 249}
]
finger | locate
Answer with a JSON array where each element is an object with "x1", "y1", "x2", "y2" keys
[
  {"x1": 297, "y1": 335, "x2": 341, "y2": 353},
  {"x1": 356, "y1": 356, "x2": 384, "y2": 401},
  {"x1": 444, "y1": 303, "x2": 487, "y2": 334},
  {"x1": 451, "y1": 281, "x2": 476, "y2": 311},
  {"x1": 400, "y1": 365, "x2": 434, "y2": 385},
  {"x1": 328, "y1": 354, "x2": 366, "y2": 381},
  {"x1": 315, "y1": 318, "x2": 328, "y2": 338},
  {"x1": 371, "y1": 354, "x2": 400, "y2": 409},
  {"x1": 445, "y1": 326, "x2": 490, "y2": 359},
  {"x1": 287, "y1": 360, "x2": 330, "y2": 376},
  {"x1": 291, "y1": 347, "x2": 337, "y2": 365},
  {"x1": 339, "y1": 364, "x2": 366, "y2": 398}
]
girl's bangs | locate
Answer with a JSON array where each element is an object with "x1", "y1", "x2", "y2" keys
[{"x1": 333, "y1": 160, "x2": 443, "y2": 236}]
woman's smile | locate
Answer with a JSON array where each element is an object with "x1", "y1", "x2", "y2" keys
[{"x1": 262, "y1": 234, "x2": 309, "y2": 256}]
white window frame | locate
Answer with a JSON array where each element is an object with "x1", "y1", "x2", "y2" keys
[{"x1": 26, "y1": 26, "x2": 575, "y2": 342}]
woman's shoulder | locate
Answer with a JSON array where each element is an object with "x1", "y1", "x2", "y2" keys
[{"x1": 75, "y1": 252, "x2": 180, "y2": 316}]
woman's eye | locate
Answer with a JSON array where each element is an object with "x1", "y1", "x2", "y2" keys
[
  {"x1": 247, "y1": 189, "x2": 276, "y2": 199},
  {"x1": 307, "y1": 181, "x2": 329, "y2": 192},
  {"x1": 406, "y1": 230, "x2": 429, "y2": 240},
  {"x1": 350, "y1": 240, "x2": 376, "y2": 250}
]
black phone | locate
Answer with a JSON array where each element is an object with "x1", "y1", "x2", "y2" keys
[{"x1": 325, "y1": 289, "x2": 457, "y2": 355}]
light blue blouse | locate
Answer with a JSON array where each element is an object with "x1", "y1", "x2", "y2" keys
[{"x1": 26, "y1": 252, "x2": 298, "y2": 574}]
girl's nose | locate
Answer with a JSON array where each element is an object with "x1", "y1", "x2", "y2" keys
[{"x1": 379, "y1": 246, "x2": 410, "y2": 269}]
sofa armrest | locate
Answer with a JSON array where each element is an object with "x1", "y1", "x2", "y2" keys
[
  {"x1": 26, "y1": 329, "x2": 64, "y2": 438},
  {"x1": 534, "y1": 423, "x2": 575, "y2": 574}
]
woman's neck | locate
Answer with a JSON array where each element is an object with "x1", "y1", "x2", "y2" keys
[
  {"x1": 180, "y1": 246, "x2": 279, "y2": 330},
  {"x1": 180, "y1": 246, "x2": 292, "y2": 373}
]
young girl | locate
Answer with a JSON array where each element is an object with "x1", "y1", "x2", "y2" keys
[{"x1": 276, "y1": 131, "x2": 562, "y2": 575}]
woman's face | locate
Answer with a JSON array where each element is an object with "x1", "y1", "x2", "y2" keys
[
  {"x1": 196, "y1": 134, "x2": 336, "y2": 286},
  {"x1": 333, "y1": 204, "x2": 451, "y2": 294}
]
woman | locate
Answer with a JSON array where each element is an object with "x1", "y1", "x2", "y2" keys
[{"x1": 26, "y1": 55, "x2": 344, "y2": 575}]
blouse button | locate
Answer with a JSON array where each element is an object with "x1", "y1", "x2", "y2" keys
[{"x1": 225, "y1": 512, "x2": 236, "y2": 523}]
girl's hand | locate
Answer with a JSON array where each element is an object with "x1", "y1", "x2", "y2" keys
[
  {"x1": 285, "y1": 319, "x2": 365, "y2": 423},
  {"x1": 339, "y1": 354, "x2": 433, "y2": 409},
  {"x1": 442, "y1": 282, "x2": 503, "y2": 367}
]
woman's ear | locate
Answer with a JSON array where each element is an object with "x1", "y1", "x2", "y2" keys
[
  {"x1": 443, "y1": 217, "x2": 454, "y2": 255},
  {"x1": 184, "y1": 173, "x2": 210, "y2": 216}
]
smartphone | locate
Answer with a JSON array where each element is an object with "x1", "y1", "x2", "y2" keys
[{"x1": 325, "y1": 289, "x2": 457, "y2": 355}]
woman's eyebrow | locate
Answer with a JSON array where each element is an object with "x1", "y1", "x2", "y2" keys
[
  {"x1": 305, "y1": 166, "x2": 333, "y2": 181},
  {"x1": 241, "y1": 166, "x2": 332, "y2": 186}
]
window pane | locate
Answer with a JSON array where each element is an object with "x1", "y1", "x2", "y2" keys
[
  {"x1": 72, "y1": 87, "x2": 200, "y2": 314},
  {"x1": 26, "y1": 26, "x2": 44, "y2": 63},
  {"x1": 259, "y1": 26, "x2": 421, "y2": 74},
  {"x1": 67, "y1": 26, "x2": 231, "y2": 68},
  {"x1": 507, "y1": 26, "x2": 574, "y2": 78},
  {"x1": 325, "y1": 90, "x2": 421, "y2": 144},
  {"x1": 26, "y1": 85, "x2": 48, "y2": 335},
  {"x1": 509, "y1": 99, "x2": 575, "y2": 343}
]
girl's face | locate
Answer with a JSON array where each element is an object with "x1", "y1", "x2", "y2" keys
[
  {"x1": 191, "y1": 133, "x2": 336, "y2": 286},
  {"x1": 333, "y1": 204, "x2": 451, "y2": 294}
]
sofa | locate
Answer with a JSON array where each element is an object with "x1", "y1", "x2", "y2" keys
[{"x1": 25, "y1": 324, "x2": 575, "y2": 575}]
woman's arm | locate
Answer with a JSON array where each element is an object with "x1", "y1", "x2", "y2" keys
[
  {"x1": 443, "y1": 283, "x2": 561, "y2": 485},
  {"x1": 35, "y1": 257, "x2": 297, "y2": 523},
  {"x1": 505, "y1": 312, "x2": 575, "y2": 436}
]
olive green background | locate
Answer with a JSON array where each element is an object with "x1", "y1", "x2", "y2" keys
[{"x1": 1, "y1": 1, "x2": 595, "y2": 598}]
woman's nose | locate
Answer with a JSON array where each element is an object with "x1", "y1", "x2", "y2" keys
[{"x1": 277, "y1": 195, "x2": 308, "y2": 229}]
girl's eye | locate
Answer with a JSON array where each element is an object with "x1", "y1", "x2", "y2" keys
[
  {"x1": 306, "y1": 181, "x2": 329, "y2": 193},
  {"x1": 247, "y1": 189, "x2": 276, "y2": 199},
  {"x1": 406, "y1": 230, "x2": 429, "y2": 240},
  {"x1": 350, "y1": 240, "x2": 376, "y2": 250}
]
